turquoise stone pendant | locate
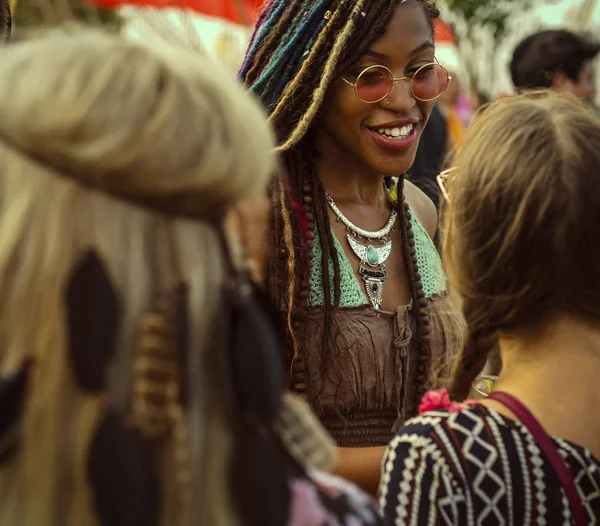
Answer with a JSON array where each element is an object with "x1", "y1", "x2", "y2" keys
[
  {"x1": 347, "y1": 236, "x2": 392, "y2": 268},
  {"x1": 347, "y1": 235, "x2": 392, "y2": 310},
  {"x1": 367, "y1": 246, "x2": 379, "y2": 266}
]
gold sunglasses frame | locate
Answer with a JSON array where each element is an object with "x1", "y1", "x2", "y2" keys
[
  {"x1": 341, "y1": 60, "x2": 452, "y2": 104},
  {"x1": 436, "y1": 166, "x2": 457, "y2": 203},
  {"x1": 472, "y1": 375, "x2": 499, "y2": 398}
]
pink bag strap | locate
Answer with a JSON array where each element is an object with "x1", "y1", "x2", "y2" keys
[{"x1": 487, "y1": 391, "x2": 587, "y2": 526}]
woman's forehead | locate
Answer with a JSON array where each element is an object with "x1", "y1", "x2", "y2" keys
[{"x1": 360, "y1": 1, "x2": 434, "y2": 64}]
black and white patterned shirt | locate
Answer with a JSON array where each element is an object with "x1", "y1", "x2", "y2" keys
[{"x1": 379, "y1": 405, "x2": 600, "y2": 525}]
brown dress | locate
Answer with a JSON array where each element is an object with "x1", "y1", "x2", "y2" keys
[{"x1": 292, "y1": 213, "x2": 465, "y2": 447}]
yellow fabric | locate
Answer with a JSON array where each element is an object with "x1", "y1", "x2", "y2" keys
[{"x1": 447, "y1": 108, "x2": 465, "y2": 149}]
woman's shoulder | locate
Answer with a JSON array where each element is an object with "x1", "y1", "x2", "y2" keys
[
  {"x1": 385, "y1": 401, "x2": 522, "y2": 461},
  {"x1": 379, "y1": 404, "x2": 518, "y2": 524},
  {"x1": 403, "y1": 178, "x2": 438, "y2": 238},
  {"x1": 380, "y1": 403, "x2": 512, "y2": 497},
  {"x1": 380, "y1": 402, "x2": 600, "y2": 525},
  {"x1": 383, "y1": 404, "x2": 488, "y2": 464},
  {"x1": 379, "y1": 407, "x2": 470, "y2": 524}
]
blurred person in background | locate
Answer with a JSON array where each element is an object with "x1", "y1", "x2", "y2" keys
[
  {"x1": 511, "y1": 29, "x2": 599, "y2": 106},
  {"x1": 409, "y1": 18, "x2": 458, "y2": 212},
  {"x1": 436, "y1": 47, "x2": 468, "y2": 151},
  {"x1": 409, "y1": 103, "x2": 448, "y2": 210},
  {"x1": 434, "y1": 19, "x2": 470, "y2": 151},
  {"x1": 380, "y1": 92, "x2": 600, "y2": 524},
  {"x1": 0, "y1": 30, "x2": 383, "y2": 526}
]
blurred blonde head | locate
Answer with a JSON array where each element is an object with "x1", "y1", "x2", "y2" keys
[
  {"x1": 0, "y1": 30, "x2": 275, "y2": 526},
  {"x1": 442, "y1": 92, "x2": 600, "y2": 400}
]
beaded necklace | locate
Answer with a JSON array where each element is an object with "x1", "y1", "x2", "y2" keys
[
  {"x1": 325, "y1": 192, "x2": 396, "y2": 310},
  {"x1": 295, "y1": 175, "x2": 433, "y2": 416}
]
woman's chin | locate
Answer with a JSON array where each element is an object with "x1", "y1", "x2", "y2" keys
[
  {"x1": 362, "y1": 141, "x2": 418, "y2": 176},
  {"x1": 372, "y1": 154, "x2": 417, "y2": 177}
]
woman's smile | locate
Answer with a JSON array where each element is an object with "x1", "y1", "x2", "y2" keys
[{"x1": 366, "y1": 118, "x2": 420, "y2": 152}]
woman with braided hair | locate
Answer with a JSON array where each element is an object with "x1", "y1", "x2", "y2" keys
[
  {"x1": 241, "y1": 0, "x2": 464, "y2": 493},
  {"x1": 379, "y1": 92, "x2": 600, "y2": 524}
]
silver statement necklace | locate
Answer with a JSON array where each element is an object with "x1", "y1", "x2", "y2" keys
[{"x1": 325, "y1": 193, "x2": 397, "y2": 310}]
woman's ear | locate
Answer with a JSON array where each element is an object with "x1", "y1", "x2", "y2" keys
[{"x1": 552, "y1": 71, "x2": 575, "y2": 93}]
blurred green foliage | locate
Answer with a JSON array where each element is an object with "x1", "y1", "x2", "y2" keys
[
  {"x1": 442, "y1": 0, "x2": 533, "y2": 41},
  {"x1": 438, "y1": 0, "x2": 535, "y2": 96}
]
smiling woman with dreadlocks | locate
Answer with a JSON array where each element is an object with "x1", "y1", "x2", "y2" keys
[{"x1": 241, "y1": 0, "x2": 465, "y2": 493}]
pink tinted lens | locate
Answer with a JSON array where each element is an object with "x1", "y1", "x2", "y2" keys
[
  {"x1": 412, "y1": 63, "x2": 449, "y2": 101},
  {"x1": 356, "y1": 66, "x2": 393, "y2": 102}
]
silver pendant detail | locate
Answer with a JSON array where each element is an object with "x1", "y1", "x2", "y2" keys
[
  {"x1": 325, "y1": 193, "x2": 397, "y2": 240},
  {"x1": 360, "y1": 264, "x2": 387, "y2": 310},
  {"x1": 348, "y1": 236, "x2": 392, "y2": 309},
  {"x1": 347, "y1": 235, "x2": 392, "y2": 268},
  {"x1": 325, "y1": 192, "x2": 396, "y2": 310}
]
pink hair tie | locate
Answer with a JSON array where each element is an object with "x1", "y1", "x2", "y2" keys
[{"x1": 418, "y1": 389, "x2": 476, "y2": 414}]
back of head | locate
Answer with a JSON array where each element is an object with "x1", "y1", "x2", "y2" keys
[
  {"x1": 0, "y1": 30, "x2": 274, "y2": 525},
  {"x1": 0, "y1": 30, "x2": 273, "y2": 217},
  {"x1": 510, "y1": 30, "x2": 600, "y2": 90},
  {"x1": 444, "y1": 92, "x2": 600, "y2": 399}
]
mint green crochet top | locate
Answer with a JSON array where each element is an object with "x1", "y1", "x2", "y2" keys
[{"x1": 309, "y1": 209, "x2": 446, "y2": 308}]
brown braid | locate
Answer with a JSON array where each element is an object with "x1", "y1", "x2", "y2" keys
[
  {"x1": 447, "y1": 299, "x2": 499, "y2": 401},
  {"x1": 309, "y1": 167, "x2": 342, "y2": 367},
  {"x1": 393, "y1": 176, "x2": 433, "y2": 415}
]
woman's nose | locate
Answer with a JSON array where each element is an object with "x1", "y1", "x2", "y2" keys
[{"x1": 383, "y1": 79, "x2": 416, "y2": 112}]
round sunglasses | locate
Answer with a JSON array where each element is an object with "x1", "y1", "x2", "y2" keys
[{"x1": 342, "y1": 61, "x2": 451, "y2": 104}]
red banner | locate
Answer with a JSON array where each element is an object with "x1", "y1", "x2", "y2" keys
[
  {"x1": 88, "y1": 0, "x2": 265, "y2": 25},
  {"x1": 434, "y1": 19, "x2": 456, "y2": 44}
]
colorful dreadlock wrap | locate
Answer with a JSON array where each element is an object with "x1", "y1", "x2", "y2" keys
[{"x1": 240, "y1": 0, "x2": 441, "y2": 413}]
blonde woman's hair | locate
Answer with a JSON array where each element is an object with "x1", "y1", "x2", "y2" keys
[
  {"x1": 443, "y1": 92, "x2": 600, "y2": 400},
  {"x1": 0, "y1": 30, "x2": 275, "y2": 526}
]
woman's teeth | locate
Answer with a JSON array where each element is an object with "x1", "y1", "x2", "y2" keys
[{"x1": 376, "y1": 123, "x2": 414, "y2": 139}]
